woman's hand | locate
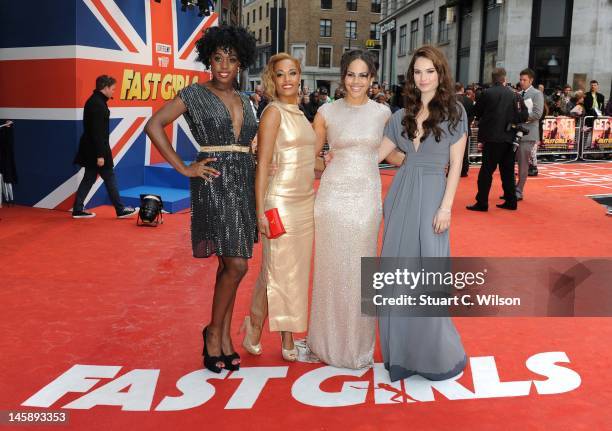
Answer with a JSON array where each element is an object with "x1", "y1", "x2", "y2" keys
[
  {"x1": 433, "y1": 208, "x2": 451, "y2": 234},
  {"x1": 323, "y1": 150, "x2": 333, "y2": 165},
  {"x1": 257, "y1": 214, "x2": 270, "y2": 238},
  {"x1": 183, "y1": 158, "x2": 219, "y2": 181}
]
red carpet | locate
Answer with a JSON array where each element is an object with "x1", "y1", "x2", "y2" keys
[{"x1": 1, "y1": 162, "x2": 611, "y2": 430}]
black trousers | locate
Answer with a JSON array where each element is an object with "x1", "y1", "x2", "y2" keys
[
  {"x1": 475, "y1": 141, "x2": 517, "y2": 206},
  {"x1": 73, "y1": 167, "x2": 124, "y2": 214},
  {"x1": 461, "y1": 135, "x2": 470, "y2": 176}
]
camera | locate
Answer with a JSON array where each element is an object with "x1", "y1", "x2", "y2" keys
[{"x1": 506, "y1": 123, "x2": 529, "y2": 151}]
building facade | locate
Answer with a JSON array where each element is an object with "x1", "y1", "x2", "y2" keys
[
  {"x1": 242, "y1": 0, "x2": 275, "y2": 89},
  {"x1": 286, "y1": 0, "x2": 383, "y2": 94},
  {"x1": 380, "y1": 0, "x2": 611, "y2": 97},
  {"x1": 218, "y1": 0, "x2": 241, "y2": 26},
  {"x1": 243, "y1": 0, "x2": 384, "y2": 93}
]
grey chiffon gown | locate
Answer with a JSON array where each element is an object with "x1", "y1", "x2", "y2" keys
[{"x1": 378, "y1": 104, "x2": 469, "y2": 382}]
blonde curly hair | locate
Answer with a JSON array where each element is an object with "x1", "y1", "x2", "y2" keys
[{"x1": 261, "y1": 53, "x2": 301, "y2": 101}]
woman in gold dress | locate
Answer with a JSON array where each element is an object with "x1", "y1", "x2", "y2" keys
[{"x1": 241, "y1": 53, "x2": 317, "y2": 361}]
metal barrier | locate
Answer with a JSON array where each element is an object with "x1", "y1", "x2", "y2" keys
[
  {"x1": 537, "y1": 116, "x2": 580, "y2": 161},
  {"x1": 467, "y1": 116, "x2": 603, "y2": 163},
  {"x1": 467, "y1": 126, "x2": 481, "y2": 159},
  {"x1": 581, "y1": 116, "x2": 612, "y2": 158},
  {"x1": 386, "y1": 116, "x2": 610, "y2": 166}
]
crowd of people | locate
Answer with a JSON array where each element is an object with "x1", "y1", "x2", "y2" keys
[{"x1": 248, "y1": 79, "x2": 401, "y2": 125}]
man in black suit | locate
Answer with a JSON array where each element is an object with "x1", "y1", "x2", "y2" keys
[
  {"x1": 255, "y1": 84, "x2": 268, "y2": 119},
  {"x1": 467, "y1": 68, "x2": 521, "y2": 211},
  {"x1": 584, "y1": 80, "x2": 605, "y2": 127},
  {"x1": 72, "y1": 75, "x2": 137, "y2": 219},
  {"x1": 456, "y1": 82, "x2": 475, "y2": 177}
]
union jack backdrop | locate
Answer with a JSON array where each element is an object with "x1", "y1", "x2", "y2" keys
[{"x1": 0, "y1": 0, "x2": 216, "y2": 209}]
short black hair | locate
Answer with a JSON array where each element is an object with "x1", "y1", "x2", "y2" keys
[
  {"x1": 96, "y1": 75, "x2": 116, "y2": 91},
  {"x1": 195, "y1": 25, "x2": 256, "y2": 68},
  {"x1": 590, "y1": 80, "x2": 599, "y2": 85}
]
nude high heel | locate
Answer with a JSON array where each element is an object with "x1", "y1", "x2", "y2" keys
[
  {"x1": 280, "y1": 333, "x2": 297, "y2": 362},
  {"x1": 240, "y1": 316, "x2": 262, "y2": 355}
]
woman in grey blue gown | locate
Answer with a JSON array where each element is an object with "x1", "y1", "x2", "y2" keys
[{"x1": 377, "y1": 46, "x2": 469, "y2": 382}]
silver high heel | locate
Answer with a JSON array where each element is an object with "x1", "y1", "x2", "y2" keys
[
  {"x1": 240, "y1": 316, "x2": 262, "y2": 355},
  {"x1": 280, "y1": 332, "x2": 297, "y2": 362}
]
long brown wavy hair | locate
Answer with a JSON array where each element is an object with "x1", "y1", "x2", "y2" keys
[{"x1": 402, "y1": 46, "x2": 461, "y2": 142}]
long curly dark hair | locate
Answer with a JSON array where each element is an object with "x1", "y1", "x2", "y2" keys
[
  {"x1": 195, "y1": 25, "x2": 256, "y2": 68},
  {"x1": 402, "y1": 46, "x2": 461, "y2": 142}
]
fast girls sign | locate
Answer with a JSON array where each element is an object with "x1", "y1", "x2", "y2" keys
[{"x1": 23, "y1": 352, "x2": 580, "y2": 411}]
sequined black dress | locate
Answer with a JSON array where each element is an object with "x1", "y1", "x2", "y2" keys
[{"x1": 179, "y1": 83, "x2": 258, "y2": 258}]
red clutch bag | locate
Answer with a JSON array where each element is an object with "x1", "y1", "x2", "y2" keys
[{"x1": 264, "y1": 208, "x2": 286, "y2": 239}]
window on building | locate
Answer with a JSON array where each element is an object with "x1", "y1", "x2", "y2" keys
[
  {"x1": 259, "y1": 6, "x2": 262, "y2": 20},
  {"x1": 266, "y1": 26, "x2": 269, "y2": 43},
  {"x1": 484, "y1": 0, "x2": 500, "y2": 44},
  {"x1": 252, "y1": 9, "x2": 256, "y2": 23},
  {"x1": 345, "y1": 21, "x2": 357, "y2": 39},
  {"x1": 266, "y1": 3, "x2": 269, "y2": 17},
  {"x1": 371, "y1": 0, "x2": 381, "y2": 14},
  {"x1": 399, "y1": 24, "x2": 407, "y2": 56},
  {"x1": 347, "y1": 0, "x2": 357, "y2": 11},
  {"x1": 457, "y1": 1, "x2": 472, "y2": 86},
  {"x1": 438, "y1": 6, "x2": 449, "y2": 43},
  {"x1": 319, "y1": 46, "x2": 332, "y2": 68},
  {"x1": 247, "y1": 12, "x2": 249, "y2": 26},
  {"x1": 482, "y1": 0, "x2": 501, "y2": 84},
  {"x1": 537, "y1": 0, "x2": 569, "y2": 37},
  {"x1": 258, "y1": 28, "x2": 262, "y2": 42},
  {"x1": 321, "y1": 0, "x2": 332, "y2": 9},
  {"x1": 423, "y1": 12, "x2": 433, "y2": 45},
  {"x1": 370, "y1": 23, "x2": 380, "y2": 40},
  {"x1": 410, "y1": 19, "x2": 418, "y2": 52},
  {"x1": 320, "y1": 19, "x2": 332, "y2": 37}
]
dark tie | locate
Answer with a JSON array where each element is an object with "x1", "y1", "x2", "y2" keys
[{"x1": 521, "y1": 90, "x2": 526, "y2": 97}]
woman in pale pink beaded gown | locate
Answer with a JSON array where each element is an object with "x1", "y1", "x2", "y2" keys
[{"x1": 305, "y1": 50, "x2": 392, "y2": 369}]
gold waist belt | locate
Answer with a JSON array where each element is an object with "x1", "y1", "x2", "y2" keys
[{"x1": 200, "y1": 145, "x2": 250, "y2": 153}]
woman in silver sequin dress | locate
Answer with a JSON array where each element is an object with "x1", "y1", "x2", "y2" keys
[
  {"x1": 145, "y1": 26, "x2": 257, "y2": 374},
  {"x1": 306, "y1": 51, "x2": 391, "y2": 369}
]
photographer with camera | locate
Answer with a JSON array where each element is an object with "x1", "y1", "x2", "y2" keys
[
  {"x1": 515, "y1": 69, "x2": 544, "y2": 201},
  {"x1": 467, "y1": 68, "x2": 527, "y2": 212}
]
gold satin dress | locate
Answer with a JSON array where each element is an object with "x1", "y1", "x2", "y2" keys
[{"x1": 251, "y1": 101, "x2": 316, "y2": 333}]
